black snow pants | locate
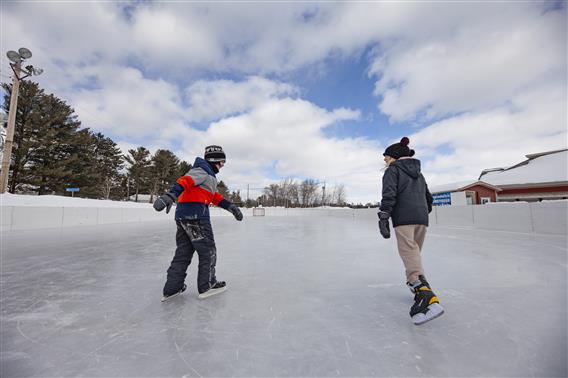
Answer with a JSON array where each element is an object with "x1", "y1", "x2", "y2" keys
[{"x1": 163, "y1": 218, "x2": 218, "y2": 296}]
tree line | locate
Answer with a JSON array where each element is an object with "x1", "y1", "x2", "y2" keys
[
  {"x1": 1, "y1": 81, "x2": 348, "y2": 207},
  {"x1": 252, "y1": 178, "x2": 347, "y2": 208},
  {"x1": 1, "y1": 81, "x2": 193, "y2": 201}
]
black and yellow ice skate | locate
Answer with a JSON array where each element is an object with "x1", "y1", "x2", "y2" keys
[{"x1": 408, "y1": 276, "x2": 444, "y2": 325}]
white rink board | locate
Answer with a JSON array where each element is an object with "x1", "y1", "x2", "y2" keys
[
  {"x1": 0, "y1": 205, "x2": 13, "y2": 231},
  {"x1": 97, "y1": 207, "x2": 123, "y2": 224},
  {"x1": 530, "y1": 201, "x2": 568, "y2": 235},
  {"x1": 9, "y1": 206, "x2": 64, "y2": 231},
  {"x1": 1, "y1": 201, "x2": 566, "y2": 235},
  {"x1": 62, "y1": 207, "x2": 99, "y2": 227},
  {"x1": 434, "y1": 205, "x2": 474, "y2": 227},
  {"x1": 472, "y1": 202, "x2": 533, "y2": 233}
]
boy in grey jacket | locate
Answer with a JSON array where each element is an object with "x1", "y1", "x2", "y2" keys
[{"x1": 378, "y1": 137, "x2": 443, "y2": 325}]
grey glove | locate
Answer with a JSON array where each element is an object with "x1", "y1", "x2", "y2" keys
[
  {"x1": 153, "y1": 193, "x2": 176, "y2": 214},
  {"x1": 378, "y1": 211, "x2": 390, "y2": 239},
  {"x1": 228, "y1": 204, "x2": 243, "y2": 221}
]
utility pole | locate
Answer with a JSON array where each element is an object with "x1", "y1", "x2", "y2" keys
[
  {"x1": 322, "y1": 180, "x2": 326, "y2": 207},
  {"x1": 0, "y1": 60, "x2": 21, "y2": 193},
  {"x1": 0, "y1": 48, "x2": 42, "y2": 193}
]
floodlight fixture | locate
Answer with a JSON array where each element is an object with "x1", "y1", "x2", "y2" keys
[
  {"x1": 18, "y1": 47, "x2": 32, "y2": 59},
  {"x1": 24, "y1": 65, "x2": 43, "y2": 76},
  {"x1": 6, "y1": 50, "x2": 20, "y2": 63}
]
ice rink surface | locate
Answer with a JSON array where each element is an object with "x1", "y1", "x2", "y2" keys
[{"x1": 1, "y1": 215, "x2": 567, "y2": 377}]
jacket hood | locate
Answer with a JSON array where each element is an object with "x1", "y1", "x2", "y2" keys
[
  {"x1": 393, "y1": 158, "x2": 421, "y2": 179},
  {"x1": 193, "y1": 157, "x2": 216, "y2": 177}
]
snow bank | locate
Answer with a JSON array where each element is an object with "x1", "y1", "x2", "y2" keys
[{"x1": 0, "y1": 193, "x2": 152, "y2": 208}]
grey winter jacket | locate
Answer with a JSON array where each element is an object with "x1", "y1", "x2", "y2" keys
[{"x1": 380, "y1": 158, "x2": 433, "y2": 227}]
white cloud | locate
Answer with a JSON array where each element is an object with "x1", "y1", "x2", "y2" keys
[
  {"x1": 184, "y1": 76, "x2": 298, "y2": 122},
  {"x1": 130, "y1": 5, "x2": 223, "y2": 71},
  {"x1": 369, "y1": 3, "x2": 565, "y2": 122},
  {"x1": 162, "y1": 97, "x2": 381, "y2": 203},
  {"x1": 409, "y1": 82, "x2": 567, "y2": 186},
  {"x1": 0, "y1": 3, "x2": 422, "y2": 76},
  {"x1": 72, "y1": 65, "x2": 184, "y2": 139}
]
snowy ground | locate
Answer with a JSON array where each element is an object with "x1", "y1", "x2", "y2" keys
[
  {"x1": 0, "y1": 193, "x2": 153, "y2": 208},
  {"x1": 1, "y1": 215, "x2": 567, "y2": 377}
]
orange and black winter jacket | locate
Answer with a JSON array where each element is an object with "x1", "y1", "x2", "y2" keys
[{"x1": 169, "y1": 157, "x2": 232, "y2": 220}]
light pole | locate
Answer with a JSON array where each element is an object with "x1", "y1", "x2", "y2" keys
[{"x1": 0, "y1": 47, "x2": 43, "y2": 193}]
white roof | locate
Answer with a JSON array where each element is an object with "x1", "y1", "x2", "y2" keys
[
  {"x1": 429, "y1": 180, "x2": 476, "y2": 194},
  {"x1": 481, "y1": 150, "x2": 568, "y2": 187}
]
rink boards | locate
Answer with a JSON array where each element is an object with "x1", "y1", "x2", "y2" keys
[{"x1": 1, "y1": 200, "x2": 566, "y2": 235}]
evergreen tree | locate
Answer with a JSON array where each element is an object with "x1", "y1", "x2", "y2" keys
[
  {"x1": 68, "y1": 131, "x2": 124, "y2": 199},
  {"x1": 64, "y1": 128, "x2": 98, "y2": 197},
  {"x1": 22, "y1": 92, "x2": 82, "y2": 194},
  {"x1": 149, "y1": 149, "x2": 180, "y2": 202},
  {"x1": 2, "y1": 81, "x2": 44, "y2": 192},
  {"x1": 124, "y1": 147, "x2": 151, "y2": 202},
  {"x1": 177, "y1": 160, "x2": 192, "y2": 177},
  {"x1": 217, "y1": 180, "x2": 230, "y2": 199},
  {"x1": 93, "y1": 133, "x2": 124, "y2": 199}
]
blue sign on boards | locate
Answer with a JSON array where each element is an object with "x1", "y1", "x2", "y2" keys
[
  {"x1": 66, "y1": 188, "x2": 80, "y2": 192},
  {"x1": 432, "y1": 192, "x2": 451, "y2": 206}
]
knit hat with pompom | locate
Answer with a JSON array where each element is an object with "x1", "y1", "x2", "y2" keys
[{"x1": 383, "y1": 137, "x2": 415, "y2": 159}]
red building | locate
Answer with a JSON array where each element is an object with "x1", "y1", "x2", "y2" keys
[
  {"x1": 430, "y1": 149, "x2": 567, "y2": 205},
  {"x1": 430, "y1": 181, "x2": 502, "y2": 205},
  {"x1": 458, "y1": 181, "x2": 502, "y2": 205},
  {"x1": 480, "y1": 149, "x2": 568, "y2": 202}
]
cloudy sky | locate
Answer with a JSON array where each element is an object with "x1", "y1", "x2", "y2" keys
[{"x1": 1, "y1": 1, "x2": 566, "y2": 203}]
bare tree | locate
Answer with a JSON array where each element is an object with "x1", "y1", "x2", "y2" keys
[
  {"x1": 279, "y1": 178, "x2": 298, "y2": 207},
  {"x1": 332, "y1": 184, "x2": 347, "y2": 206},
  {"x1": 299, "y1": 179, "x2": 319, "y2": 207},
  {"x1": 255, "y1": 179, "x2": 346, "y2": 207},
  {"x1": 263, "y1": 183, "x2": 279, "y2": 207}
]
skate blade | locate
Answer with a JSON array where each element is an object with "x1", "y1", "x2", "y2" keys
[
  {"x1": 198, "y1": 286, "x2": 227, "y2": 299},
  {"x1": 161, "y1": 289, "x2": 185, "y2": 302},
  {"x1": 412, "y1": 303, "x2": 444, "y2": 325}
]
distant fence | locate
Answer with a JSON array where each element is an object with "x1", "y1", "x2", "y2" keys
[{"x1": 1, "y1": 201, "x2": 566, "y2": 235}]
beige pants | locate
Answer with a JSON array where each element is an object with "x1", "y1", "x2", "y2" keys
[{"x1": 394, "y1": 225, "x2": 427, "y2": 283}]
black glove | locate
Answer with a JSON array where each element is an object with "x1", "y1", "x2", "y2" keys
[
  {"x1": 378, "y1": 211, "x2": 390, "y2": 239},
  {"x1": 153, "y1": 193, "x2": 176, "y2": 214},
  {"x1": 228, "y1": 204, "x2": 243, "y2": 221}
]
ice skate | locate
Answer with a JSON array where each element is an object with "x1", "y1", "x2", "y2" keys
[
  {"x1": 161, "y1": 284, "x2": 187, "y2": 302},
  {"x1": 408, "y1": 277, "x2": 444, "y2": 325},
  {"x1": 198, "y1": 281, "x2": 227, "y2": 299}
]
